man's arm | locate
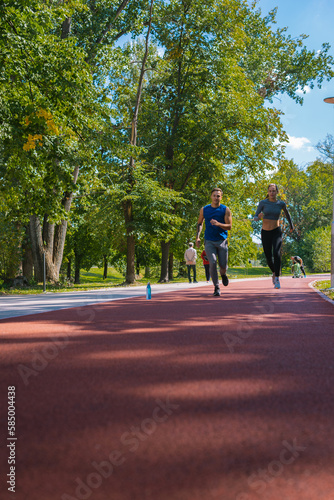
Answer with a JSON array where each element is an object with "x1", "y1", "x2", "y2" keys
[
  {"x1": 210, "y1": 207, "x2": 232, "y2": 231},
  {"x1": 195, "y1": 208, "x2": 204, "y2": 248}
]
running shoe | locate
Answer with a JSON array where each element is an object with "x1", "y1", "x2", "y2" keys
[
  {"x1": 222, "y1": 274, "x2": 229, "y2": 287},
  {"x1": 274, "y1": 277, "x2": 280, "y2": 289},
  {"x1": 213, "y1": 286, "x2": 221, "y2": 296}
]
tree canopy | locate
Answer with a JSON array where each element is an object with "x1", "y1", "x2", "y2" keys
[{"x1": 1, "y1": 0, "x2": 333, "y2": 282}]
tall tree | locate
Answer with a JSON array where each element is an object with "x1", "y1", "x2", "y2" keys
[
  {"x1": 137, "y1": 0, "x2": 333, "y2": 280},
  {"x1": 123, "y1": 0, "x2": 154, "y2": 283},
  {"x1": 0, "y1": 0, "x2": 146, "y2": 282},
  {"x1": 1, "y1": 1, "x2": 99, "y2": 281}
]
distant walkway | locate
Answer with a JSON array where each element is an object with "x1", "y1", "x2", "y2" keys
[
  {"x1": 0, "y1": 274, "x2": 329, "y2": 320},
  {"x1": 0, "y1": 281, "x2": 209, "y2": 319}
]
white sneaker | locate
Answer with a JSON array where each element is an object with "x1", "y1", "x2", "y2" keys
[{"x1": 274, "y1": 277, "x2": 280, "y2": 289}]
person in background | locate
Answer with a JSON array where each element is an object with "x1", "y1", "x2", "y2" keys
[
  {"x1": 292, "y1": 255, "x2": 307, "y2": 277},
  {"x1": 291, "y1": 258, "x2": 302, "y2": 278},
  {"x1": 184, "y1": 242, "x2": 198, "y2": 283},
  {"x1": 201, "y1": 249, "x2": 210, "y2": 282},
  {"x1": 254, "y1": 183, "x2": 294, "y2": 289}
]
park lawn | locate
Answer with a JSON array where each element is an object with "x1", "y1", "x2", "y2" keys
[
  {"x1": 0, "y1": 265, "x2": 311, "y2": 295},
  {"x1": 312, "y1": 280, "x2": 334, "y2": 301}
]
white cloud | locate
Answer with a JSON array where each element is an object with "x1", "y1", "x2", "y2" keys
[
  {"x1": 284, "y1": 135, "x2": 314, "y2": 151},
  {"x1": 296, "y1": 85, "x2": 311, "y2": 96}
]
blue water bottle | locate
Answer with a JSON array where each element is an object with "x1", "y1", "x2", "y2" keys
[{"x1": 146, "y1": 282, "x2": 151, "y2": 300}]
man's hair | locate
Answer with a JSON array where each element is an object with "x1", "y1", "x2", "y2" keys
[
  {"x1": 211, "y1": 188, "x2": 222, "y2": 194},
  {"x1": 188, "y1": 242, "x2": 193, "y2": 246}
]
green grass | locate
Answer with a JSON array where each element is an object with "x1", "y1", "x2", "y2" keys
[
  {"x1": 0, "y1": 265, "x2": 315, "y2": 295},
  {"x1": 312, "y1": 280, "x2": 334, "y2": 301}
]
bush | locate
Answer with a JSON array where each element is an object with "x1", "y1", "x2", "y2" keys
[
  {"x1": 304, "y1": 226, "x2": 331, "y2": 272},
  {"x1": 0, "y1": 215, "x2": 23, "y2": 280}
]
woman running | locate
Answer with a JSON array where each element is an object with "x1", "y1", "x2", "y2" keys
[{"x1": 254, "y1": 183, "x2": 294, "y2": 289}]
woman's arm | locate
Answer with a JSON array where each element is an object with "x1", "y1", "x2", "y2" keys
[
  {"x1": 254, "y1": 201, "x2": 264, "y2": 221},
  {"x1": 283, "y1": 205, "x2": 294, "y2": 231}
]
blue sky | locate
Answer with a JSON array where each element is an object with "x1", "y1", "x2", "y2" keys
[
  {"x1": 120, "y1": 1, "x2": 333, "y2": 166},
  {"x1": 256, "y1": 0, "x2": 334, "y2": 167}
]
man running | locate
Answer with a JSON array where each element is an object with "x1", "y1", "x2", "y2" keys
[{"x1": 196, "y1": 188, "x2": 232, "y2": 296}]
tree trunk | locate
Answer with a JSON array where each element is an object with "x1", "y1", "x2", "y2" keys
[
  {"x1": 53, "y1": 166, "x2": 79, "y2": 275},
  {"x1": 168, "y1": 251, "x2": 174, "y2": 281},
  {"x1": 145, "y1": 266, "x2": 150, "y2": 278},
  {"x1": 124, "y1": 199, "x2": 135, "y2": 283},
  {"x1": 123, "y1": 0, "x2": 154, "y2": 284},
  {"x1": 29, "y1": 215, "x2": 62, "y2": 283},
  {"x1": 125, "y1": 235, "x2": 135, "y2": 283},
  {"x1": 29, "y1": 215, "x2": 46, "y2": 282},
  {"x1": 29, "y1": 166, "x2": 79, "y2": 283},
  {"x1": 22, "y1": 225, "x2": 34, "y2": 280},
  {"x1": 136, "y1": 253, "x2": 140, "y2": 276},
  {"x1": 61, "y1": 18, "x2": 71, "y2": 40},
  {"x1": 103, "y1": 254, "x2": 108, "y2": 279},
  {"x1": 74, "y1": 254, "x2": 81, "y2": 284},
  {"x1": 53, "y1": 221, "x2": 67, "y2": 272},
  {"x1": 67, "y1": 259, "x2": 72, "y2": 280},
  {"x1": 159, "y1": 240, "x2": 170, "y2": 282}
]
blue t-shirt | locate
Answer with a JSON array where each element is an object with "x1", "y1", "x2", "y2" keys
[{"x1": 203, "y1": 204, "x2": 228, "y2": 241}]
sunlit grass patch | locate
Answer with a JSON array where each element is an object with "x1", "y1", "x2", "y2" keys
[{"x1": 312, "y1": 280, "x2": 334, "y2": 301}]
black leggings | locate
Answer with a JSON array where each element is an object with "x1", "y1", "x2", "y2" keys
[{"x1": 261, "y1": 227, "x2": 282, "y2": 277}]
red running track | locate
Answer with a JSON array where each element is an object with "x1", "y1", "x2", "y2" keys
[{"x1": 0, "y1": 277, "x2": 334, "y2": 500}]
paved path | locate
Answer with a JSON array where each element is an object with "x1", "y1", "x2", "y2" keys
[
  {"x1": 0, "y1": 275, "x2": 333, "y2": 500},
  {"x1": 0, "y1": 275, "x2": 328, "y2": 320},
  {"x1": 0, "y1": 281, "x2": 212, "y2": 320}
]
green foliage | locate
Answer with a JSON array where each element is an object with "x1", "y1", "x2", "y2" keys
[
  {"x1": 229, "y1": 219, "x2": 258, "y2": 266},
  {"x1": 0, "y1": 214, "x2": 23, "y2": 279},
  {"x1": 273, "y1": 159, "x2": 332, "y2": 240},
  {"x1": 304, "y1": 226, "x2": 331, "y2": 272},
  {"x1": 270, "y1": 158, "x2": 333, "y2": 271},
  {"x1": 94, "y1": 160, "x2": 187, "y2": 242},
  {"x1": 0, "y1": 0, "x2": 104, "y2": 222},
  {"x1": 1, "y1": 0, "x2": 334, "y2": 279}
]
